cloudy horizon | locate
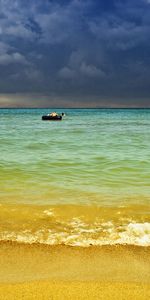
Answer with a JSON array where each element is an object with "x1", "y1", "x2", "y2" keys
[{"x1": 0, "y1": 0, "x2": 150, "y2": 108}]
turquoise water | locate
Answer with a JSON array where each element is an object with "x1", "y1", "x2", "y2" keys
[
  {"x1": 1, "y1": 108, "x2": 150, "y2": 205},
  {"x1": 0, "y1": 108, "x2": 150, "y2": 246}
]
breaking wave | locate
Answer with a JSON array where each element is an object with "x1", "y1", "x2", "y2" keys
[{"x1": 0, "y1": 220, "x2": 150, "y2": 247}]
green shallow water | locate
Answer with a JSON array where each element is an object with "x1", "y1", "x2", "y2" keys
[
  {"x1": 0, "y1": 108, "x2": 150, "y2": 206},
  {"x1": 0, "y1": 108, "x2": 150, "y2": 246}
]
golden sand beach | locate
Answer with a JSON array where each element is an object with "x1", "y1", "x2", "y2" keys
[{"x1": 0, "y1": 242, "x2": 149, "y2": 299}]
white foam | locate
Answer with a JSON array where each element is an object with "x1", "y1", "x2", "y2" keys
[
  {"x1": 116, "y1": 222, "x2": 150, "y2": 246},
  {"x1": 43, "y1": 209, "x2": 54, "y2": 217},
  {"x1": 0, "y1": 222, "x2": 150, "y2": 247}
]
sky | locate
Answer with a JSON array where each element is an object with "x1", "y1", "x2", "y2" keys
[{"x1": 0, "y1": 0, "x2": 150, "y2": 107}]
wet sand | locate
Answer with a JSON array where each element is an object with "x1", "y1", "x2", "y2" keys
[{"x1": 0, "y1": 242, "x2": 150, "y2": 299}]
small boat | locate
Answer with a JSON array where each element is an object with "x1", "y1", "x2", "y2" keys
[
  {"x1": 42, "y1": 115, "x2": 62, "y2": 121},
  {"x1": 42, "y1": 112, "x2": 63, "y2": 121}
]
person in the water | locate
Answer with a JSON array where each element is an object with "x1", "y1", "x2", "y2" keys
[{"x1": 50, "y1": 112, "x2": 58, "y2": 117}]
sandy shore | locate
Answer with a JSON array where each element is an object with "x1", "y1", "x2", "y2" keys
[
  {"x1": 0, "y1": 242, "x2": 149, "y2": 299},
  {"x1": 0, "y1": 281, "x2": 149, "y2": 300}
]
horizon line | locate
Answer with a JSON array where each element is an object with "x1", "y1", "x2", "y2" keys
[{"x1": 0, "y1": 107, "x2": 150, "y2": 109}]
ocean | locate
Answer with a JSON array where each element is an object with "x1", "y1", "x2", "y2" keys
[{"x1": 0, "y1": 108, "x2": 150, "y2": 246}]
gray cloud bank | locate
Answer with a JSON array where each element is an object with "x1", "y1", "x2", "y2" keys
[{"x1": 0, "y1": 0, "x2": 150, "y2": 107}]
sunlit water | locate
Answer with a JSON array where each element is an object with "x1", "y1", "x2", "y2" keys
[{"x1": 0, "y1": 108, "x2": 150, "y2": 246}]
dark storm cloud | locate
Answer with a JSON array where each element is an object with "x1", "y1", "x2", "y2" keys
[{"x1": 0, "y1": 0, "x2": 150, "y2": 107}]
